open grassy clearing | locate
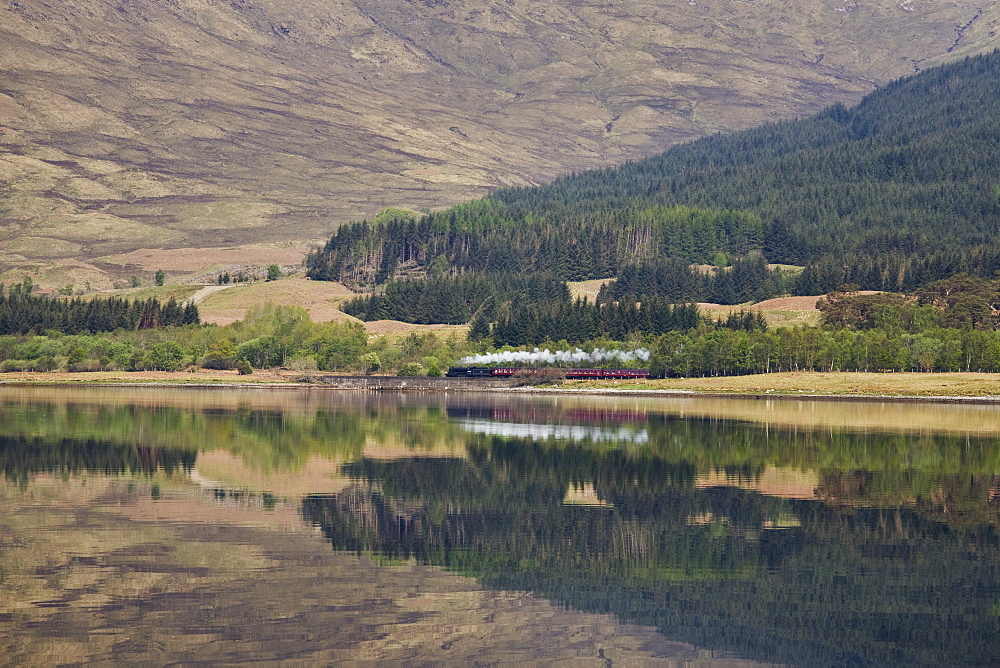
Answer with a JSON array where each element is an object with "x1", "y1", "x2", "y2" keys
[
  {"x1": 567, "y1": 278, "x2": 612, "y2": 301},
  {"x1": 84, "y1": 284, "x2": 204, "y2": 303},
  {"x1": 566, "y1": 274, "x2": 825, "y2": 328},
  {"x1": 195, "y1": 276, "x2": 359, "y2": 325},
  {"x1": 0, "y1": 259, "x2": 120, "y2": 293},
  {"x1": 1, "y1": 243, "x2": 314, "y2": 294},
  {"x1": 699, "y1": 295, "x2": 826, "y2": 327},
  {"x1": 190, "y1": 274, "x2": 469, "y2": 335},
  {"x1": 363, "y1": 321, "x2": 469, "y2": 338}
]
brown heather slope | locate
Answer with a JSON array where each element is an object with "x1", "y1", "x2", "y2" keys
[{"x1": 1, "y1": 0, "x2": 998, "y2": 288}]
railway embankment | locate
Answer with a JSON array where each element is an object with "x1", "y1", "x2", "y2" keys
[{"x1": 317, "y1": 376, "x2": 514, "y2": 391}]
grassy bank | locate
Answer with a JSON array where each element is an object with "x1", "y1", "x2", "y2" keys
[
  {"x1": 569, "y1": 371, "x2": 1000, "y2": 398},
  {"x1": 0, "y1": 369, "x2": 307, "y2": 386}
]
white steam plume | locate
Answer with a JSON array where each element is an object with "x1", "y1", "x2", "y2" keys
[{"x1": 457, "y1": 347, "x2": 650, "y2": 366}]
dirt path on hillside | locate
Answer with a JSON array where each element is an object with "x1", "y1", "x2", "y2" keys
[{"x1": 186, "y1": 284, "x2": 236, "y2": 304}]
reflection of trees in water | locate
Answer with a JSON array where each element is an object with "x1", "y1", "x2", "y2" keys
[
  {"x1": 0, "y1": 435, "x2": 195, "y2": 487},
  {"x1": 0, "y1": 399, "x2": 438, "y2": 471},
  {"x1": 302, "y1": 439, "x2": 1000, "y2": 666},
  {"x1": 818, "y1": 470, "x2": 1000, "y2": 528}
]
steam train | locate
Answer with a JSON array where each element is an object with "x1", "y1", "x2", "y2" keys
[{"x1": 446, "y1": 366, "x2": 650, "y2": 379}]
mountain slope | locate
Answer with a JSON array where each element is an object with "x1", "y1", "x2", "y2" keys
[
  {"x1": 495, "y1": 49, "x2": 1000, "y2": 261},
  {"x1": 307, "y1": 50, "x2": 1000, "y2": 295},
  {"x1": 2, "y1": 0, "x2": 999, "y2": 286}
]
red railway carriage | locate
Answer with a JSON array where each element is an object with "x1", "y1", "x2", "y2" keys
[
  {"x1": 447, "y1": 366, "x2": 649, "y2": 379},
  {"x1": 564, "y1": 368, "x2": 649, "y2": 379}
]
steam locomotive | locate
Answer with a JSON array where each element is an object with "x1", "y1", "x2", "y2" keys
[{"x1": 446, "y1": 366, "x2": 650, "y2": 379}]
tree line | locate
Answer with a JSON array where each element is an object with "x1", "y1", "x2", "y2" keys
[
  {"x1": 599, "y1": 255, "x2": 797, "y2": 305},
  {"x1": 646, "y1": 326, "x2": 1000, "y2": 377},
  {"x1": 0, "y1": 281, "x2": 199, "y2": 335},
  {"x1": 486, "y1": 299, "x2": 708, "y2": 346},
  {"x1": 306, "y1": 204, "x2": 764, "y2": 288},
  {"x1": 341, "y1": 272, "x2": 569, "y2": 324},
  {"x1": 0, "y1": 302, "x2": 476, "y2": 376}
]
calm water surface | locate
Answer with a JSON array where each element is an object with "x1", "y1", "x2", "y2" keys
[{"x1": 2, "y1": 386, "x2": 1000, "y2": 665}]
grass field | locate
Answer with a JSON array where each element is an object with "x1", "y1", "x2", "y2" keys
[
  {"x1": 567, "y1": 279, "x2": 613, "y2": 301},
  {"x1": 698, "y1": 295, "x2": 824, "y2": 327},
  {"x1": 195, "y1": 276, "x2": 358, "y2": 325},
  {"x1": 92, "y1": 284, "x2": 204, "y2": 303},
  {"x1": 572, "y1": 371, "x2": 1000, "y2": 398}
]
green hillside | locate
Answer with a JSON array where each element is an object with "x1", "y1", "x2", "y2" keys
[
  {"x1": 500, "y1": 49, "x2": 1000, "y2": 275},
  {"x1": 309, "y1": 50, "x2": 1000, "y2": 302}
]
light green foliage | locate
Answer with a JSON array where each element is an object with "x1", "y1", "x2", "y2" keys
[
  {"x1": 420, "y1": 356, "x2": 443, "y2": 376},
  {"x1": 202, "y1": 338, "x2": 237, "y2": 370},
  {"x1": 398, "y1": 362, "x2": 425, "y2": 376},
  {"x1": 361, "y1": 352, "x2": 381, "y2": 374},
  {"x1": 367, "y1": 335, "x2": 403, "y2": 371},
  {"x1": 266, "y1": 264, "x2": 281, "y2": 281},
  {"x1": 0, "y1": 296, "x2": 477, "y2": 376},
  {"x1": 711, "y1": 252, "x2": 730, "y2": 268},
  {"x1": 303, "y1": 320, "x2": 367, "y2": 372},
  {"x1": 150, "y1": 341, "x2": 185, "y2": 371},
  {"x1": 106, "y1": 341, "x2": 134, "y2": 370},
  {"x1": 374, "y1": 207, "x2": 417, "y2": 224},
  {"x1": 237, "y1": 303, "x2": 312, "y2": 354},
  {"x1": 288, "y1": 356, "x2": 319, "y2": 380},
  {"x1": 429, "y1": 254, "x2": 450, "y2": 277},
  {"x1": 236, "y1": 335, "x2": 282, "y2": 368},
  {"x1": 13, "y1": 337, "x2": 64, "y2": 360}
]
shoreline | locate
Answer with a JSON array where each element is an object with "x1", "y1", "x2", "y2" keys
[{"x1": 2, "y1": 370, "x2": 1000, "y2": 405}]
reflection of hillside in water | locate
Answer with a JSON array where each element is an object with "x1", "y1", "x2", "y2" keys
[
  {"x1": 2, "y1": 388, "x2": 1000, "y2": 513},
  {"x1": 2, "y1": 388, "x2": 1000, "y2": 663},
  {"x1": 305, "y1": 439, "x2": 1000, "y2": 666}
]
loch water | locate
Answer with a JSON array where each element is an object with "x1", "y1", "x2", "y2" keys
[{"x1": 2, "y1": 386, "x2": 1000, "y2": 665}]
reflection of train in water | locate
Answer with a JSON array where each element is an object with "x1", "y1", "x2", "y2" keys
[{"x1": 446, "y1": 366, "x2": 650, "y2": 380}]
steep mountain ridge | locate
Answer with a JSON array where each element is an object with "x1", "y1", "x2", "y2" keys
[{"x1": 1, "y1": 0, "x2": 998, "y2": 286}]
